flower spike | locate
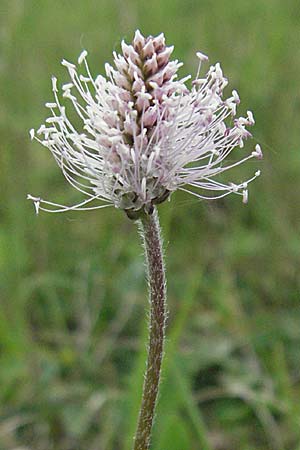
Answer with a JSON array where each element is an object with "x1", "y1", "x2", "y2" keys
[{"x1": 28, "y1": 31, "x2": 261, "y2": 215}]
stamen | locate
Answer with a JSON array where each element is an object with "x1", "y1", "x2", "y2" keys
[
  {"x1": 29, "y1": 129, "x2": 35, "y2": 140},
  {"x1": 252, "y1": 144, "x2": 263, "y2": 160},
  {"x1": 51, "y1": 76, "x2": 58, "y2": 92},
  {"x1": 242, "y1": 189, "x2": 248, "y2": 204},
  {"x1": 45, "y1": 102, "x2": 57, "y2": 108},
  {"x1": 27, "y1": 194, "x2": 40, "y2": 215},
  {"x1": 61, "y1": 59, "x2": 76, "y2": 70},
  {"x1": 78, "y1": 50, "x2": 88, "y2": 64},
  {"x1": 62, "y1": 83, "x2": 74, "y2": 91},
  {"x1": 196, "y1": 51, "x2": 208, "y2": 62}
]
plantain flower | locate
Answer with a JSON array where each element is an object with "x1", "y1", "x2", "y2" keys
[{"x1": 28, "y1": 30, "x2": 262, "y2": 217}]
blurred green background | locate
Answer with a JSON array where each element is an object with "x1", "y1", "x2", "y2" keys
[{"x1": 1, "y1": 0, "x2": 300, "y2": 449}]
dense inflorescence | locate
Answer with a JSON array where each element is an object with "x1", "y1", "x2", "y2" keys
[{"x1": 28, "y1": 30, "x2": 262, "y2": 216}]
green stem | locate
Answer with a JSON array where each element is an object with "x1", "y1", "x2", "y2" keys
[{"x1": 133, "y1": 208, "x2": 167, "y2": 450}]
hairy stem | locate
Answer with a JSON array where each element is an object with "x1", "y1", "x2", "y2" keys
[{"x1": 133, "y1": 208, "x2": 167, "y2": 450}]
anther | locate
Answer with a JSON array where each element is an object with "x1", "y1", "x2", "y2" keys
[
  {"x1": 196, "y1": 51, "x2": 208, "y2": 62},
  {"x1": 78, "y1": 50, "x2": 88, "y2": 64}
]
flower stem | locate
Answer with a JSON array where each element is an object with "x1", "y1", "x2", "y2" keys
[{"x1": 133, "y1": 208, "x2": 166, "y2": 450}]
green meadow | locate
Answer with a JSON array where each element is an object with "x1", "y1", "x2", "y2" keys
[{"x1": 1, "y1": 0, "x2": 300, "y2": 449}]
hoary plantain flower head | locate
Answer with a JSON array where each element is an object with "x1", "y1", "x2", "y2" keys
[{"x1": 28, "y1": 30, "x2": 262, "y2": 218}]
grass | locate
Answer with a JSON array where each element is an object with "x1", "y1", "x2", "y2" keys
[{"x1": 1, "y1": 0, "x2": 300, "y2": 449}]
